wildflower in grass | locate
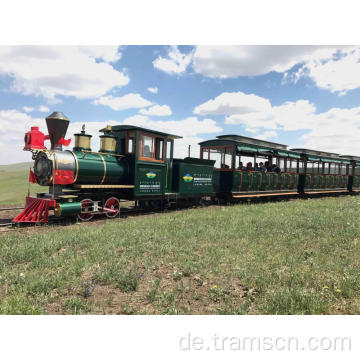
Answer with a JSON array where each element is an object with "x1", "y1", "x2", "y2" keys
[
  {"x1": 69, "y1": 285, "x2": 73, "y2": 291},
  {"x1": 213, "y1": 285, "x2": 217, "y2": 289},
  {"x1": 20, "y1": 273, "x2": 25, "y2": 277},
  {"x1": 81, "y1": 281, "x2": 95, "y2": 298},
  {"x1": 323, "y1": 285, "x2": 328, "y2": 290},
  {"x1": 336, "y1": 289, "x2": 342, "y2": 293}
]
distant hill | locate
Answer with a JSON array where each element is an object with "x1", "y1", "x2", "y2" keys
[
  {"x1": 0, "y1": 161, "x2": 42, "y2": 205},
  {"x1": 0, "y1": 162, "x2": 33, "y2": 172}
]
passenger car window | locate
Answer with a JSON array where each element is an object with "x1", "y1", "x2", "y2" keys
[
  {"x1": 224, "y1": 148, "x2": 232, "y2": 168},
  {"x1": 298, "y1": 160, "x2": 304, "y2": 173},
  {"x1": 209, "y1": 148, "x2": 222, "y2": 168},
  {"x1": 324, "y1": 163, "x2": 330, "y2": 175}
]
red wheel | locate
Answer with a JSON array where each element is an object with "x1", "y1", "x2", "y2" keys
[
  {"x1": 78, "y1": 199, "x2": 94, "y2": 221},
  {"x1": 104, "y1": 197, "x2": 120, "y2": 218}
]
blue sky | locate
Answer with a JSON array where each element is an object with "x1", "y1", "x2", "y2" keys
[{"x1": 1, "y1": 45, "x2": 360, "y2": 164}]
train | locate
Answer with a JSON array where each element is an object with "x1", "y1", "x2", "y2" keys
[{"x1": 12, "y1": 112, "x2": 360, "y2": 223}]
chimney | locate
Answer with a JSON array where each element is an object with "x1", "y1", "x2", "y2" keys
[{"x1": 45, "y1": 112, "x2": 70, "y2": 150}]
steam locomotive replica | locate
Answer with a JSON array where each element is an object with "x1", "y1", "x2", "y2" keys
[{"x1": 12, "y1": 112, "x2": 360, "y2": 223}]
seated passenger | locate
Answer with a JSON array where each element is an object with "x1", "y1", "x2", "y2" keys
[
  {"x1": 271, "y1": 164, "x2": 281, "y2": 173},
  {"x1": 237, "y1": 161, "x2": 244, "y2": 170},
  {"x1": 246, "y1": 162, "x2": 253, "y2": 171},
  {"x1": 265, "y1": 161, "x2": 271, "y2": 172},
  {"x1": 259, "y1": 162, "x2": 266, "y2": 172},
  {"x1": 254, "y1": 162, "x2": 260, "y2": 171}
]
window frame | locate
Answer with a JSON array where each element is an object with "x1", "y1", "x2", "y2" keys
[
  {"x1": 138, "y1": 131, "x2": 165, "y2": 163},
  {"x1": 125, "y1": 131, "x2": 135, "y2": 154},
  {"x1": 165, "y1": 140, "x2": 173, "y2": 160},
  {"x1": 200, "y1": 145, "x2": 234, "y2": 171}
]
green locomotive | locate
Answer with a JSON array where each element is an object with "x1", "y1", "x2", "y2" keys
[
  {"x1": 12, "y1": 112, "x2": 360, "y2": 223},
  {"x1": 14, "y1": 112, "x2": 214, "y2": 222}
]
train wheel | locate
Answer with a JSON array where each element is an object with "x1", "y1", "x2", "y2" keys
[
  {"x1": 78, "y1": 199, "x2": 94, "y2": 221},
  {"x1": 104, "y1": 197, "x2": 120, "y2": 218}
]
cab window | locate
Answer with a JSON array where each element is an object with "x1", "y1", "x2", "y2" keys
[
  {"x1": 139, "y1": 133, "x2": 165, "y2": 162},
  {"x1": 126, "y1": 131, "x2": 135, "y2": 153},
  {"x1": 141, "y1": 135, "x2": 153, "y2": 158},
  {"x1": 155, "y1": 138, "x2": 164, "y2": 160},
  {"x1": 166, "y1": 140, "x2": 172, "y2": 159}
]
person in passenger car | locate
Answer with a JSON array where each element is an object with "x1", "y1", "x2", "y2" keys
[
  {"x1": 254, "y1": 163, "x2": 260, "y2": 171},
  {"x1": 237, "y1": 161, "x2": 244, "y2": 170},
  {"x1": 246, "y1": 162, "x2": 253, "y2": 171},
  {"x1": 259, "y1": 162, "x2": 266, "y2": 172},
  {"x1": 265, "y1": 161, "x2": 271, "y2": 172},
  {"x1": 272, "y1": 164, "x2": 281, "y2": 173}
]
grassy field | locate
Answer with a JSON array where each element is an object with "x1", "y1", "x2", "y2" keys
[
  {"x1": 0, "y1": 162, "x2": 43, "y2": 205},
  {"x1": 0, "y1": 195, "x2": 360, "y2": 314}
]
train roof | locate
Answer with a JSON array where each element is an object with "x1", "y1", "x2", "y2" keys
[
  {"x1": 199, "y1": 134, "x2": 302, "y2": 158},
  {"x1": 216, "y1": 134, "x2": 288, "y2": 150},
  {"x1": 290, "y1": 148, "x2": 340, "y2": 157},
  {"x1": 99, "y1": 125, "x2": 182, "y2": 139}
]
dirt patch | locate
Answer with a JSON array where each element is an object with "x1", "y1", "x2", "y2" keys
[{"x1": 44, "y1": 264, "x2": 255, "y2": 315}]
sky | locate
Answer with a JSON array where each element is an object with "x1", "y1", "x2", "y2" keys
[{"x1": 1, "y1": 45, "x2": 360, "y2": 164}]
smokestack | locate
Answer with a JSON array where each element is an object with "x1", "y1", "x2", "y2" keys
[{"x1": 45, "y1": 112, "x2": 70, "y2": 150}]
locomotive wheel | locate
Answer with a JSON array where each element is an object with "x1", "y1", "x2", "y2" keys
[
  {"x1": 78, "y1": 199, "x2": 94, "y2": 222},
  {"x1": 104, "y1": 197, "x2": 120, "y2": 218}
]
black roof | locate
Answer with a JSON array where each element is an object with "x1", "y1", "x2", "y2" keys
[
  {"x1": 290, "y1": 148, "x2": 341, "y2": 157},
  {"x1": 99, "y1": 125, "x2": 182, "y2": 139},
  {"x1": 216, "y1": 134, "x2": 288, "y2": 150}
]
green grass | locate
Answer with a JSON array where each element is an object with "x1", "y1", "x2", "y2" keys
[
  {"x1": 1, "y1": 196, "x2": 360, "y2": 314},
  {"x1": 0, "y1": 162, "x2": 42, "y2": 205}
]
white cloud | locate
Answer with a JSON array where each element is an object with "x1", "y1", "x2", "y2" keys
[
  {"x1": 153, "y1": 46, "x2": 192, "y2": 74},
  {"x1": 38, "y1": 105, "x2": 50, "y2": 113},
  {"x1": 0, "y1": 46, "x2": 129, "y2": 101},
  {"x1": 225, "y1": 99, "x2": 317, "y2": 131},
  {"x1": 192, "y1": 45, "x2": 360, "y2": 94},
  {"x1": 192, "y1": 46, "x2": 341, "y2": 78},
  {"x1": 256, "y1": 130, "x2": 277, "y2": 140},
  {"x1": 22, "y1": 105, "x2": 50, "y2": 113},
  {"x1": 139, "y1": 105, "x2": 172, "y2": 116},
  {"x1": 122, "y1": 114, "x2": 221, "y2": 137},
  {"x1": 296, "y1": 47, "x2": 360, "y2": 94},
  {"x1": 147, "y1": 87, "x2": 158, "y2": 94},
  {"x1": 0, "y1": 110, "x2": 45, "y2": 164},
  {"x1": 23, "y1": 106, "x2": 34, "y2": 113},
  {"x1": 94, "y1": 94, "x2": 152, "y2": 111},
  {"x1": 194, "y1": 91, "x2": 360, "y2": 155},
  {"x1": 78, "y1": 46, "x2": 122, "y2": 63},
  {"x1": 194, "y1": 91, "x2": 271, "y2": 116},
  {"x1": 173, "y1": 136, "x2": 204, "y2": 159}
]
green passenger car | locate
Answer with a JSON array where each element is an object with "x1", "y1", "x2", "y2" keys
[
  {"x1": 291, "y1": 149, "x2": 351, "y2": 193},
  {"x1": 199, "y1": 135, "x2": 303, "y2": 198},
  {"x1": 199, "y1": 134, "x2": 354, "y2": 199}
]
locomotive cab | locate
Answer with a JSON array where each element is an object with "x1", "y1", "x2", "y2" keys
[{"x1": 99, "y1": 125, "x2": 182, "y2": 198}]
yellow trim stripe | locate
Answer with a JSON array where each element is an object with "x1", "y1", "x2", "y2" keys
[
  {"x1": 99, "y1": 153, "x2": 107, "y2": 184},
  {"x1": 73, "y1": 184, "x2": 134, "y2": 189}
]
